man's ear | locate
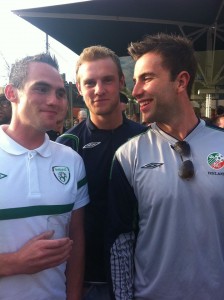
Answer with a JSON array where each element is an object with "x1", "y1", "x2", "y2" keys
[
  {"x1": 176, "y1": 71, "x2": 190, "y2": 93},
  {"x1": 4, "y1": 84, "x2": 18, "y2": 103},
  {"x1": 76, "y1": 82, "x2": 83, "y2": 96}
]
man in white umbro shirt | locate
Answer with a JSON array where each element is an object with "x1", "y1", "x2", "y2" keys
[
  {"x1": 0, "y1": 53, "x2": 89, "y2": 300},
  {"x1": 108, "y1": 34, "x2": 224, "y2": 300}
]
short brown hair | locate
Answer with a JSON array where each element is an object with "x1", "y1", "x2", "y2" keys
[
  {"x1": 128, "y1": 33, "x2": 197, "y2": 97},
  {"x1": 9, "y1": 53, "x2": 59, "y2": 89},
  {"x1": 76, "y1": 45, "x2": 123, "y2": 83}
]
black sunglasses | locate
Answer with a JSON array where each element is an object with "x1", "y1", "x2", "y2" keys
[{"x1": 171, "y1": 141, "x2": 195, "y2": 179}]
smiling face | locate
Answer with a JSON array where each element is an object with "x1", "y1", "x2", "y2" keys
[
  {"x1": 132, "y1": 52, "x2": 179, "y2": 124},
  {"x1": 76, "y1": 58, "x2": 124, "y2": 124},
  {"x1": 7, "y1": 62, "x2": 67, "y2": 133}
]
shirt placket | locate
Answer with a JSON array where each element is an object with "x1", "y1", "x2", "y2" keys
[{"x1": 27, "y1": 150, "x2": 41, "y2": 197}]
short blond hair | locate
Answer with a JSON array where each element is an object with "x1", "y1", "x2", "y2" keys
[{"x1": 76, "y1": 45, "x2": 123, "y2": 83}]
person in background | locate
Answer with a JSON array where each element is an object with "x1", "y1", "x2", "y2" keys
[
  {"x1": 216, "y1": 105, "x2": 224, "y2": 115},
  {"x1": 0, "y1": 93, "x2": 12, "y2": 125},
  {"x1": 212, "y1": 114, "x2": 224, "y2": 128},
  {"x1": 119, "y1": 92, "x2": 128, "y2": 115},
  {"x1": 47, "y1": 118, "x2": 67, "y2": 141},
  {"x1": 47, "y1": 100, "x2": 68, "y2": 141},
  {"x1": 56, "y1": 45, "x2": 147, "y2": 300},
  {"x1": 131, "y1": 112, "x2": 140, "y2": 123},
  {"x1": 73, "y1": 118, "x2": 79, "y2": 126},
  {"x1": 77, "y1": 109, "x2": 88, "y2": 123},
  {"x1": 0, "y1": 53, "x2": 89, "y2": 300},
  {"x1": 108, "y1": 33, "x2": 224, "y2": 300}
]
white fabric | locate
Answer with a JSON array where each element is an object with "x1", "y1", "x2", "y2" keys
[
  {"x1": 115, "y1": 120, "x2": 224, "y2": 300},
  {"x1": 0, "y1": 126, "x2": 89, "y2": 300}
]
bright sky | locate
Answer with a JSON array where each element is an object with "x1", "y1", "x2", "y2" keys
[{"x1": 0, "y1": 0, "x2": 87, "y2": 86}]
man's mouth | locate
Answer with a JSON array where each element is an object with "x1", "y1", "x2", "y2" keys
[
  {"x1": 93, "y1": 98, "x2": 109, "y2": 105},
  {"x1": 94, "y1": 98, "x2": 108, "y2": 102},
  {"x1": 139, "y1": 100, "x2": 151, "y2": 107},
  {"x1": 42, "y1": 110, "x2": 57, "y2": 114}
]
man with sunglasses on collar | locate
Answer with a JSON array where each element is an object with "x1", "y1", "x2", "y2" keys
[{"x1": 108, "y1": 33, "x2": 224, "y2": 300}]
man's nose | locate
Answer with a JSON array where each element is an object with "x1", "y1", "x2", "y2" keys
[
  {"x1": 132, "y1": 82, "x2": 143, "y2": 100},
  {"x1": 46, "y1": 91, "x2": 58, "y2": 105},
  {"x1": 95, "y1": 81, "x2": 105, "y2": 95}
]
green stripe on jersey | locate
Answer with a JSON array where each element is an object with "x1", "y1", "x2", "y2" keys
[
  {"x1": 60, "y1": 133, "x2": 79, "y2": 151},
  {"x1": 78, "y1": 176, "x2": 87, "y2": 189},
  {"x1": 0, "y1": 203, "x2": 74, "y2": 220}
]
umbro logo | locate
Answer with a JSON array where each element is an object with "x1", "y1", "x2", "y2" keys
[
  {"x1": 83, "y1": 142, "x2": 101, "y2": 149},
  {"x1": 0, "y1": 173, "x2": 7, "y2": 179},
  {"x1": 141, "y1": 163, "x2": 164, "y2": 169}
]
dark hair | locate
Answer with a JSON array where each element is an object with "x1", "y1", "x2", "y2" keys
[
  {"x1": 120, "y1": 92, "x2": 129, "y2": 104},
  {"x1": 216, "y1": 105, "x2": 224, "y2": 115},
  {"x1": 76, "y1": 45, "x2": 123, "y2": 83},
  {"x1": 9, "y1": 53, "x2": 59, "y2": 89},
  {"x1": 0, "y1": 93, "x2": 8, "y2": 102},
  {"x1": 128, "y1": 33, "x2": 197, "y2": 97}
]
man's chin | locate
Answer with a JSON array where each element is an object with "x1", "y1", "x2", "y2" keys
[{"x1": 142, "y1": 113, "x2": 154, "y2": 124}]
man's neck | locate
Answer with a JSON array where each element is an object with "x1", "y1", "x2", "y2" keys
[
  {"x1": 3, "y1": 124, "x2": 45, "y2": 150},
  {"x1": 156, "y1": 113, "x2": 199, "y2": 141},
  {"x1": 90, "y1": 112, "x2": 123, "y2": 130}
]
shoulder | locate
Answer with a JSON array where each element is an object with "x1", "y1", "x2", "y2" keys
[
  {"x1": 61, "y1": 121, "x2": 87, "y2": 136},
  {"x1": 50, "y1": 140, "x2": 83, "y2": 162},
  {"x1": 116, "y1": 127, "x2": 149, "y2": 157},
  {"x1": 121, "y1": 118, "x2": 148, "y2": 135},
  {"x1": 56, "y1": 121, "x2": 88, "y2": 150},
  {"x1": 124, "y1": 118, "x2": 147, "y2": 129}
]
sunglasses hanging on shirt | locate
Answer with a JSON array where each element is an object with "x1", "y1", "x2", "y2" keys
[{"x1": 171, "y1": 141, "x2": 195, "y2": 179}]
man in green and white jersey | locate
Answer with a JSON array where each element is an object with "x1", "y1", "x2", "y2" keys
[{"x1": 0, "y1": 53, "x2": 89, "y2": 300}]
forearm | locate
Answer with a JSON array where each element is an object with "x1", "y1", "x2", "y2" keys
[
  {"x1": 0, "y1": 252, "x2": 19, "y2": 276},
  {"x1": 66, "y1": 208, "x2": 85, "y2": 300},
  {"x1": 66, "y1": 242, "x2": 84, "y2": 300}
]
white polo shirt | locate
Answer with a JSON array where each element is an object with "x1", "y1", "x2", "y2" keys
[{"x1": 0, "y1": 126, "x2": 89, "y2": 300}]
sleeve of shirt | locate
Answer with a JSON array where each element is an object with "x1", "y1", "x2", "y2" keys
[
  {"x1": 107, "y1": 155, "x2": 138, "y2": 300},
  {"x1": 56, "y1": 133, "x2": 79, "y2": 152},
  {"x1": 73, "y1": 153, "x2": 90, "y2": 210}
]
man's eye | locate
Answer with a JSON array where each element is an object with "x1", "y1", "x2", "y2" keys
[
  {"x1": 144, "y1": 76, "x2": 153, "y2": 82},
  {"x1": 85, "y1": 81, "x2": 95, "y2": 87},
  {"x1": 103, "y1": 77, "x2": 113, "y2": 84},
  {"x1": 35, "y1": 86, "x2": 48, "y2": 93},
  {"x1": 56, "y1": 90, "x2": 66, "y2": 99}
]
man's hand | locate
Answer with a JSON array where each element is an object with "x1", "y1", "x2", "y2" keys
[{"x1": 0, "y1": 231, "x2": 73, "y2": 276}]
